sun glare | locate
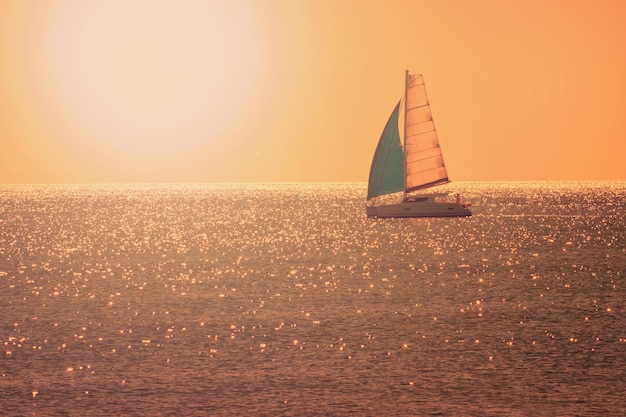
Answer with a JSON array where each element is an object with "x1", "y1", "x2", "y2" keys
[{"x1": 46, "y1": 0, "x2": 259, "y2": 156}]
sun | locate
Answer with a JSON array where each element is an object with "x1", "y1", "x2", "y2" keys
[{"x1": 46, "y1": 0, "x2": 259, "y2": 156}]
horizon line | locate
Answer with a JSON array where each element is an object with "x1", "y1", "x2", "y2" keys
[{"x1": 1, "y1": 179, "x2": 625, "y2": 186}]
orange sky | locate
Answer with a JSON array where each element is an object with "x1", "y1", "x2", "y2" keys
[{"x1": 1, "y1": 0, "x2": 625, "y2": 183}]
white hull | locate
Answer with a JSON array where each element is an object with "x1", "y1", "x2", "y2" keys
[{"x1": 366, "y1": 195, "x2": 472, "y2": 218}]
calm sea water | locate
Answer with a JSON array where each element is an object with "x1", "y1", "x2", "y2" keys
[{"x1": 1, "y1": 182, "x2": 625, "y2": 416}]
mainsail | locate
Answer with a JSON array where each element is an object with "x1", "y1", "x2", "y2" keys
[
  {"x1": 367, "y1": 101, "x2": 404, "y2": 200},
  {"x1": 404, "y1": 74, "x2": 450, "y2": 192}
]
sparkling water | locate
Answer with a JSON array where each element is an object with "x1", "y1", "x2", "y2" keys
[{"x1": 1, "y1": 182, "x2": 624, "y2": 416}]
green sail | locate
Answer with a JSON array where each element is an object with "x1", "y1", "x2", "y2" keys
[{"x1": 367, "y1": 101, "x2": 404, "y2": 200}]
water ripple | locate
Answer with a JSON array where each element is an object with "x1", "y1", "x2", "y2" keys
[{"x1": 0, "y1": 182, "x2": 624, "y2": 416}]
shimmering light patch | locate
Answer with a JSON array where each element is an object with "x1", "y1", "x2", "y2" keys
[{"x1": 0, "y1": 182, "x2": 624, "y2": 415}]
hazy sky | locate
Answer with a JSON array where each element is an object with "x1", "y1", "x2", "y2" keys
[{"x1": 1, "y1": 0, "x2": 625, "y2": 183}]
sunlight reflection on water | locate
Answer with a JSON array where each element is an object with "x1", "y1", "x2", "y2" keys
[{"x1": 0, "y1": 182, "x2": 625, "y2": 416}]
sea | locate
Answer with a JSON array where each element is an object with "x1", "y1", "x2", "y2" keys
[{"x1": 1, "y1": 182, "x2": 625, "y2": 416}]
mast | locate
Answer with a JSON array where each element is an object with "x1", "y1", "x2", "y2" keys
[{"x1": 403, "y1": 69, "x2": 409, "y2": 202}]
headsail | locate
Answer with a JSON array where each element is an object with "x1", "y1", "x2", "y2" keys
[
  {"x1": 367, "y1": 101, "x2": 404, "y2": 200},
  {"x1": 404, "y1": 74, "x2": 450, "y2": 193}
]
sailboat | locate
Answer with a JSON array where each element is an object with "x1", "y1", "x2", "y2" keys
[{"x1": 366, "y1": 71, "x2": 472, "y2": 218}]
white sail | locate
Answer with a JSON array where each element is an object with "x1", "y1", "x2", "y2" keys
[{"x1": 404, "y1": 74, "x2": 449, "y2": 193}]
